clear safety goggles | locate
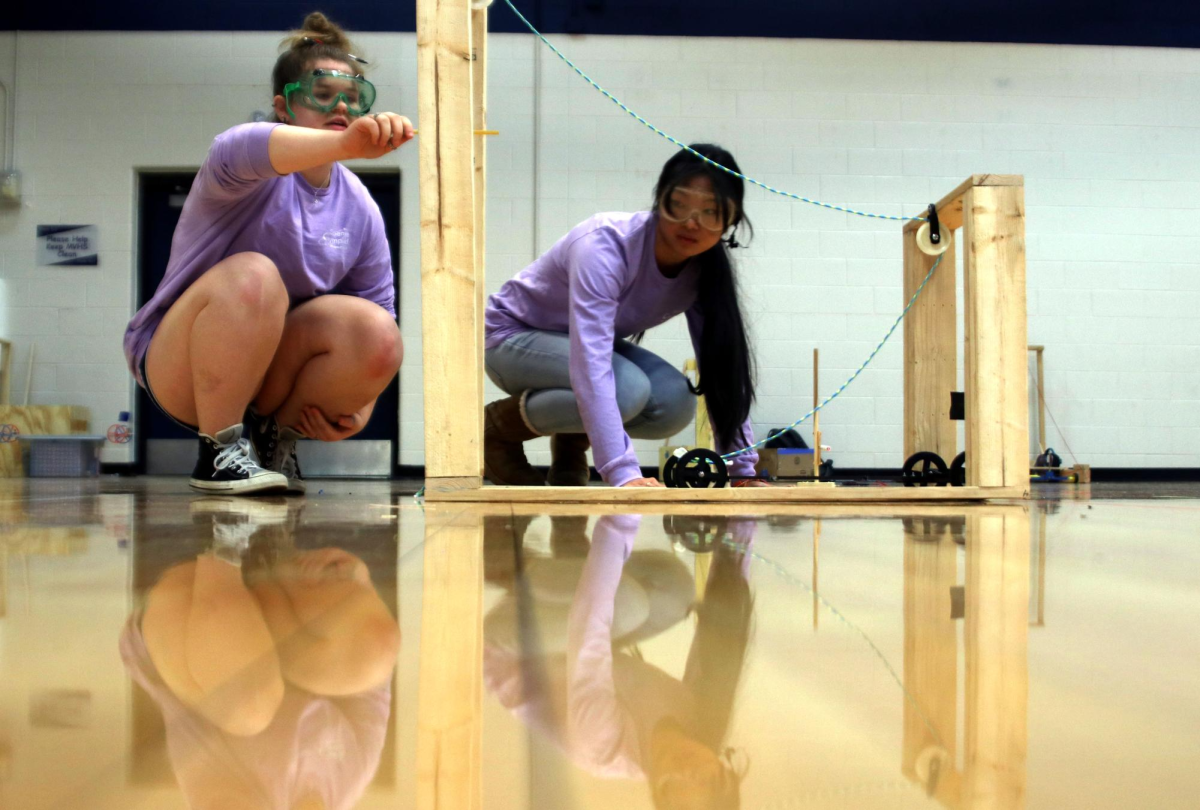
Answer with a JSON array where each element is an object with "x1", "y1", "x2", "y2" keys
[
  {"x1": 658, "y1": 186, "x2": 728, "y2": 232},
  {"x1": 283, "y1": 69, "x2": 377, "y2": 119}
]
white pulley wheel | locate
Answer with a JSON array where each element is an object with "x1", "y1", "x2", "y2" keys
[
  {"x1": 915, "y1": 745, "x2": 950, "y2": 786},
  {"x1": 915, "y1": 221, "x2": 952, "y2": 256}
]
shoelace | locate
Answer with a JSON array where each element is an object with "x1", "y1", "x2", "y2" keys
[
  {"x1": 214, "y1": 438, "x2": 259, "y2": 475},
  {"x1": 212, "y1": 519, "x2": 255, "y2": 552}
]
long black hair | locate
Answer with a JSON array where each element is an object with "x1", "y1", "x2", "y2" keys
[{"x1": 653, "y1": 145, "x2": 755, "y2": 451}]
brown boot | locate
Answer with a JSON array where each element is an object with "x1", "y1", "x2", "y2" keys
[
  {"x1": 484, "y1": 395, "x2": 544, "y2": 486},
  {"x1": 547, "y1": 433, "x2": 591, "y2": 486}
]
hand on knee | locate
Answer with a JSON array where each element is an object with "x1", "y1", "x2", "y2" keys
[{"x1": 296, "y1": 404, "x2": 369, "y2": 441}]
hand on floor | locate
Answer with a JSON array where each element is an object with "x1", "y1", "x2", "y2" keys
[{"x1": 621, "y1": 477, "x2": 666, "y2": 488}]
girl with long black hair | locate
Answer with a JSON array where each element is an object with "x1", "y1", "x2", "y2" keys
[{"x1": 483, "y1": 144, "x2": 767, "y2": 487}]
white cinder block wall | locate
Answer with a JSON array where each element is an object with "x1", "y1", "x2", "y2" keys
[{"x1": 0, "y1": 30, "x2": 1197, "y2": 469}]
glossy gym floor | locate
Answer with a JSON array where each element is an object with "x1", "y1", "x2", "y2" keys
[{"x1": 1, "y1": 478, "x2": 1198, "y2": 809}]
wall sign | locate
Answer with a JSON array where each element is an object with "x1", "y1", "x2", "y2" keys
[{"x1": 37, "y1": 225, "x2": 99, "y2": 267}]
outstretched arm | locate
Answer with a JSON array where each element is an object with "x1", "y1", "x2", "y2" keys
[{"x1": 266, "y1": 113, "x2": 414, "y2": 175}]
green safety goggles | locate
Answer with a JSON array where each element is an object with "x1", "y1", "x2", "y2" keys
[{"x1": 283, "y1": 69, "x2": 377, "y2": 119}]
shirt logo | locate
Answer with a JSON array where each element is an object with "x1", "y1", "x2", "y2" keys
[{"x1": 319, "y1": 228, "x2": 351, "y2": 250}]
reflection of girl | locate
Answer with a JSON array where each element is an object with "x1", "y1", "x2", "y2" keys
[
  {"x1": 484, "y1": 514, "x2": 755, "y2": 809},
  {"x1": 120, "y1": 511, "x2": 399, "y2": 810}
]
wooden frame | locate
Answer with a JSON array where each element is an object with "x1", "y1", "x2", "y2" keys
[
  {"x1": 1028, "y1": 344, "x2": 1046, "y2": 463},
  {"x1": 417, "y1": 1, "x2": 1028, "y2": 503},
  {"x1": 903, "y1": 175, "x2": 1029, "y2": 492}
]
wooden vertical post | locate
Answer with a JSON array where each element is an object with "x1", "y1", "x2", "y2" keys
[
  {"x1": 687, "y1": 359, "x2": 714, "y2": 450},
  {"x1": 1033, "y1": 346, "x2": 1046, "y2": 456},
  {"x1": 416, "y1": 505, "x2": 485, "y2": 810},
  {"x1": 418, "y1": 0, "x2": 483, "y2": 490},
  {"x1": 964, "y1": 508, "x2": 1030, "y2": 808},
  {"x1": 472, "y1": 3, "x2": 488, "y2": 433},
  {"x1": 963, "y1": 184, "x2": 1028, "y2": 488},
  {"x1": 812, "y1": 348, "x2": 821, "y2": 478},
  {"x1": 0, "y1": 338, "x2": 12, "y2": 406},
  {"x1": 903, "y1": 219, "x2": 957, "y2": 463}
]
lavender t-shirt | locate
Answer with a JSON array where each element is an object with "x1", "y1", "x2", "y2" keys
[
  {"x1": 485, "y1": 211, "x2": 757, "y2": 485},
  {"x1": 124, "y1": 122, "x2": 395, "y2": 386}
]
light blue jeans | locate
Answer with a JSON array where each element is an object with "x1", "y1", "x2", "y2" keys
[{"x1": 484, "y1": 330, "x2": 694, "y2": 438}]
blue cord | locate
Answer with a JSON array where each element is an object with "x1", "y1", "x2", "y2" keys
[
  {"x1": 498, "y1": 0, "x2": 944, "y2": 461},
  {"x1": 501, "y1": 0, "x2": 925, "y2": 224},
  {"x1": 723, "y1": 252, "x2": 944, "y2": 460}
]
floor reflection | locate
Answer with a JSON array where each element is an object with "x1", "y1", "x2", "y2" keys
[
  {"x1": 126, "y1": 497, "x2": 399, "y2": 809},
  {"x1": 484, "y1": 514, "x2": 754, "y2": 805},
  {"x1": 418, "y1": 504, "x2": 1034, "y2": 810},
  {"x1": 3, "y1": 480, "x2": 1199, "y2": 809}
]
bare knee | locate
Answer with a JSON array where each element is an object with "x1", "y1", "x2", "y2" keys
[
  {"x1": 210, "y1": 673, "x2": 286, "y2": 737},
  {"x1": 357, "y1": 309, "x2": 404, "y2": 381},
  {"x1": 216, "y1": 252, "x2": 288, "y2": 319}
]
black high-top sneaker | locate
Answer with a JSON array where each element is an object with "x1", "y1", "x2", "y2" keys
[
  {"x1": 190, "y1": 424, "x2": 288, "y2": 494},
  {"x1": 245, "y1": 408, "x2": 306, "y2": 494}
]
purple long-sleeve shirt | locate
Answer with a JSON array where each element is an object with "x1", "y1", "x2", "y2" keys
[
  {"x1": 485, "y1": 211, "x2": 757, "y2": 485},
  {"x1": 124, "y1": 122, "x2": 395, "y2": 386}
]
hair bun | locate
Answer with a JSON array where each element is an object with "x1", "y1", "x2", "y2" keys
[{"x1": 287, "y1": 11, "x2": 352, "y2": 52}]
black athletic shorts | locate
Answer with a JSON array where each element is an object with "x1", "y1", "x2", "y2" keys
[{"x1": 139, "y1": 354, "x2": 200, "y2": 434}]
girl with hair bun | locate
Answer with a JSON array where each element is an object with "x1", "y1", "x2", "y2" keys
[{"x1": 124, "y1": 12, "x2": 413, "y2": 495}]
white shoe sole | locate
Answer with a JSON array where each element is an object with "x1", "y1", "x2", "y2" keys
[
  {"x1": 286, "y1": 477, "x2": 307, "y2": 494},
  {"x1": 189, "y1": 472, "x2": 289, "y2": 494},
  {"x1": 189, "y1": 497, "x2": 292, "y2": 521}
]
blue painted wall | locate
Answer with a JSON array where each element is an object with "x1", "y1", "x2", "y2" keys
[{"x1": 10, "y1": 1, "x2": 1200, "y2": 48}]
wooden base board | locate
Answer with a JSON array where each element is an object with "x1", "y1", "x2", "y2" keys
[
  {"x1": 0, "y1": 405, "x2": 90, "y2": 478},
  {"x1": 423, "y1": 483, "x2": 1028, "y2": 503}
]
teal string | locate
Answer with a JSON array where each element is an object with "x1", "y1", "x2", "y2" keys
[
  {"x1": 500, "y1": 0, "x2": 925, "y2": 224},
  {"x1": 497, "y1": 0, "x2": 945, "y2": 460},
  {"x1": 722, "y1": 252, "x2": 944, "y2": 460}
]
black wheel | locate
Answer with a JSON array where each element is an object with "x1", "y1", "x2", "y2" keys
[
  {"x1": 664, "y1": 448, "x2": 730, "y2": 489},
  {"x1": 949, "y1": 452, "x2": 966, "y2": 487},
  {"x1": 663, "y1": 515, "x2": 725, "y2": 552},
  {"x1": 662, "y1": 453, "x2": 681, "y2": 484},
  {"x1": 901, "y1": 451, "x2": 949, "y2": 487}
]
